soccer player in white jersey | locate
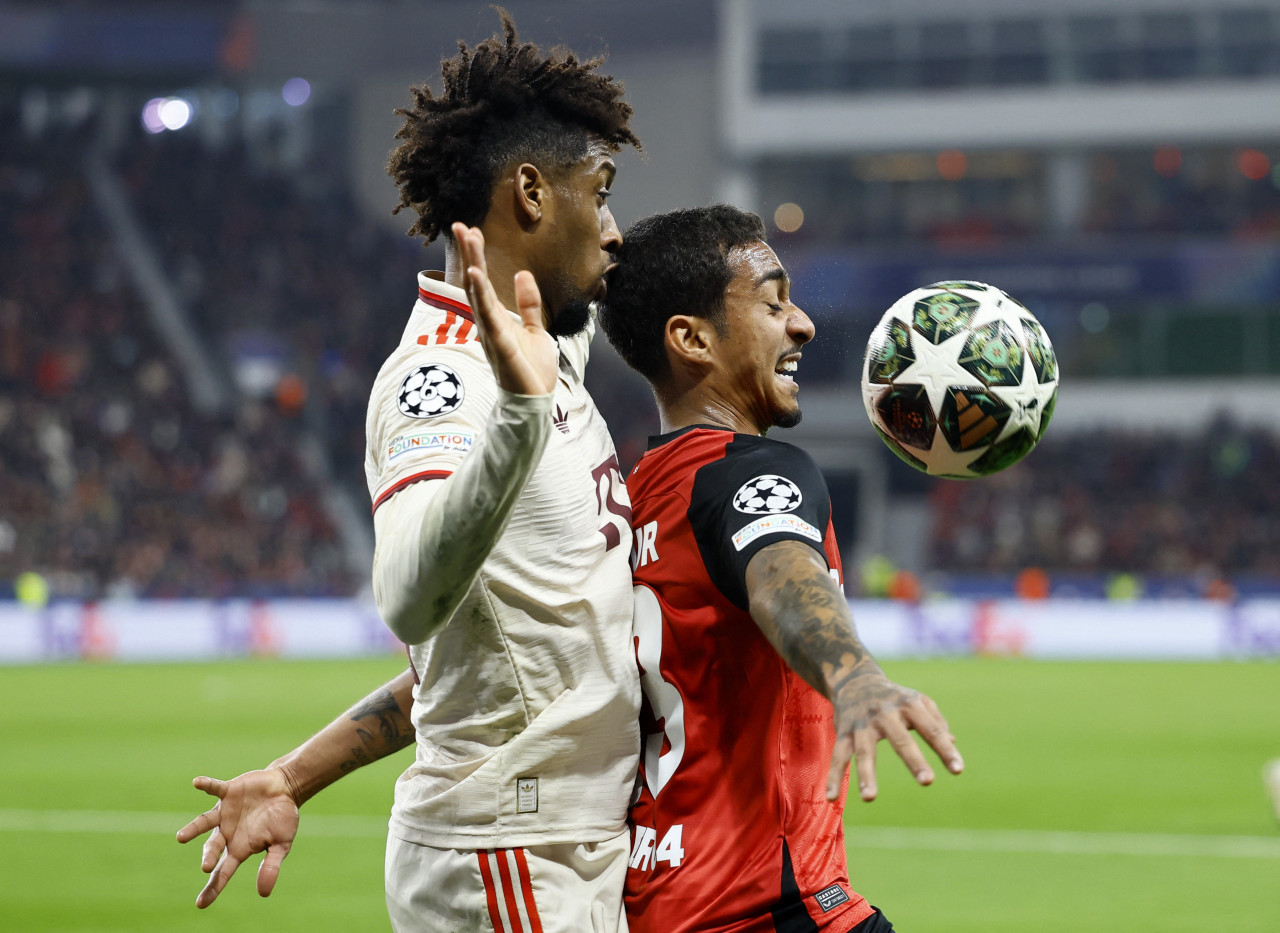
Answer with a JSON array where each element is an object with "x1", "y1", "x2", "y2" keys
[{"x1": 176, "y1": 15, "x2": 642, "y2": 932}]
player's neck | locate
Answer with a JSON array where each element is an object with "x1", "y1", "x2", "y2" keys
[
  {"x1": 658, "y1": 392, "x2": 762, "y2": 437},
  {"x1": 442, "y1": 235, "x2": 523, "y2": 313}
]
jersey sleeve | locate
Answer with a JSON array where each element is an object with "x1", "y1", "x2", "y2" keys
[
  {"x1": 364, "y1": 342, "x2": 499, "y2": 512},
  {"x1": 686, "y1": 438, "x2": 833, "y2": 609}
]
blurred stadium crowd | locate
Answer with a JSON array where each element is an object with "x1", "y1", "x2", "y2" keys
[
  {"x1": 0, "y1": 107, "x2": 410, "y2": 598},
  {"x1": 929, "y1": 422, "x2": 1280, "y2": 597},
  {"x1": 2, "y1": 101, "x2": 1278, "y2": 601}
]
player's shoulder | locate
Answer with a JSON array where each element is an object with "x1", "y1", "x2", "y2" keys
[
  {"x1": 711, "y1": 432, "x2": 821, "y2": 477},
  {"x1": 690, "y1": 432, "x2": 828, "y2": 512}
]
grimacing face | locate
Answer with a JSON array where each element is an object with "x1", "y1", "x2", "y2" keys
[
  {"x1": 539, "y1": 141, "x2": 620, "y2": 338},
  {"x1": 713, "y1": 241, "x2": 815, "y2": 432}
]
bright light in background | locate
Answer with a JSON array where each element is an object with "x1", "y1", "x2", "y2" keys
[
  {"x1": 159, "y1": 98, "x2": 192, "y2": 130},
  {"x1": 141, "y1": 97, "x2": 166, "y2": 134},
  {"x1": 141, "y1": 96, "x2": 193, "y2": 134},
  {"x1": 773, "y1": 202, "x2": 804, "y2": 233},
  {"x1": 282, "y1": 78, "x2": 311, "y2": 107}
]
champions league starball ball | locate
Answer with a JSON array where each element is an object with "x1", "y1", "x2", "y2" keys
[{"x1": 861, "y1": 281, "x2": 1059, "y2": 479}]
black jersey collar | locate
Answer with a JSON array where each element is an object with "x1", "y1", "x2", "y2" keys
[{"x1": 645, "y1": 423, "x2": 735, "y2": 451}]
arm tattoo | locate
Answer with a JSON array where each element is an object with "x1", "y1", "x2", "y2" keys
[
  {"x1": 338, "y1": 687, "x2": 415, "y2": 774},
  {"x1": 746, "y1": 541, "x2": 879, "y2": 702}
]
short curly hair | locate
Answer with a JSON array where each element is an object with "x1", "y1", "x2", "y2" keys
[
  {"x1": 387, "y1": 9, "x2": 639, "y2": 244},
  {"x1": 599, "y1": 205, "x2": 767, "y2": 381}
]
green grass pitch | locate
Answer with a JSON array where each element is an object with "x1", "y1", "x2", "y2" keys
[{"x1": 1, "y1": 656, "x2": 1277, "y2": 931}]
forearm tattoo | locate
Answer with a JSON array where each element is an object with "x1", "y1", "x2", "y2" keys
[
  {"x1": 748, "y1": 542, "x2": 879, "y2": 702},
  {"x1": 339, "y1": 687, "x2": 415, "y2": 774}
]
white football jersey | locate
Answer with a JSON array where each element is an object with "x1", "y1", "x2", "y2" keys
[{"x1": 365, "y1": 272, "x2": 639, "y2": 849}]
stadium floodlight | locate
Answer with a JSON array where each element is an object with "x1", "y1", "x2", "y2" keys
[
  {"x1": 282, "y1": 78, "x2": 311, "y2": 107},
  {"x1": 140, "y1": 97, "x2": 166, "y2": 134},
  {"x1": 159, "y1": 98, "x2": 193, "y2": 131}
]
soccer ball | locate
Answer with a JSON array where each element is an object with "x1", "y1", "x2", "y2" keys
[{"x1": 861, "y1": 281, "x2": 1058, "y2": 479}]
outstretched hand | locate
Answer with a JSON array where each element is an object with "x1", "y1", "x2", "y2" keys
[
  {"x1": 826, "y1": 668, "x2": 964, "y2": 802},
  {"x1": 452, "y1": 222, "x2": 557, "y2": 397},
  {"x1": 175, "y1": 769, "x2": 300, "y2": 908}
]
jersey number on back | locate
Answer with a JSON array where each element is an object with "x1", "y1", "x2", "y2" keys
[{"x1": 633, "y1": 583, "x2": 685, "y2": 798}]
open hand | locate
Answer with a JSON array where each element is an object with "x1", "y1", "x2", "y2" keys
[
  {"x1": 452, "y1": 222, "x2": 557, "y2": 397},
  {"x1": 826, "y1": 668, "x2": 964, "y2": 802},
  {"x1": 175, "y1": 769, "x2": 300, "y2": 908}
]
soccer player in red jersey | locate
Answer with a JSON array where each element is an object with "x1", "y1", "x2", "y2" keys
[{"x1": 598, "y1": 205, "x2": 965, "y2": 932}]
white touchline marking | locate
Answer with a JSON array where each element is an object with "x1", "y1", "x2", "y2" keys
[
  {"x1": 849, "y1": 826, "x2": 1280, "y2": 860},
  {"x1": 0, "y1": 809, "x2": 387, "y2": 838},
  {"x1": 1, "y1": 809, "x2": 1277, "y2": 859}
]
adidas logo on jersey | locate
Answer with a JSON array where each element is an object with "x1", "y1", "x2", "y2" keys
[{"x1": 553, "y1": 405, "x2": 571, "y2": 434}]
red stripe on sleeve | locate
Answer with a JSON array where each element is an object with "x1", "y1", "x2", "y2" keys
[
  {"x1": 418, "y1": 288, "x2": 475, "y2": 321},
  {"x1": 370, "y1": 470, "x2": 452, "y2": 513},
  {"x1": 494, "y1": 850, "x2": 526, "y2": 933},
  {"x1": 512, "y1": 848, "x2": 544, "y2": 933},
  {"x1": 454, "y1": 318, "x2": 473, "y2": 343},
  {"x1": 476, "y1": 851, "x2": 506, "y2": 932},
  {"x1": 434, "y1": 309, "x2": 456, "y2": 344}
]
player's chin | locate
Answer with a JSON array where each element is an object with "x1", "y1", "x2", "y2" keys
[{"x1": 772, "y1": 401, "x2": 803, "y2": 430}]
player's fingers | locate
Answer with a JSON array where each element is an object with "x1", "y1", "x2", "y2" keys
[
  {"x1": 256, "y1": 840, "x2": 293, "y2": 898},
  {"x1": 465, "y1": 263, "x2": 505, "y2": 331},
  {"x1": 196, "y1": 851, "x2": 242, "y2": 909},
  {"x1": 191, "y1": 775, "x2": 229, "y2": 800},
  {"x1": 512, "y1": 270, "x2": 544, "y2": 331},
  {"x1": 907, "y1": 696, "x2": 964, "y2": 774},
  {"x1": 176, "y1": 807, "x2": 220, "y2": 844},
  {"x1": 852, "y1": 728, "x2": 879, "y2": 801},
  {"x1": 200, "y1": 827, "x2": 227, "y2": 873},
  {"x1": 882, "y1": 715, "x2": 935, "y2": 786},
  {"x1": 826, "y1": 734, "x2": 854, "y2": 801},
  {"x1": 451, "y1": 223, "x2": 483, "y2": 277}
]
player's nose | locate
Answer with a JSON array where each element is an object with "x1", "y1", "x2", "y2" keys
[
  {"x1": 789, "y1": 305, "x2": 816, "y2": 345},
  {"x1": 601, "y1": 207, "x2": 622, "y2": 253}
]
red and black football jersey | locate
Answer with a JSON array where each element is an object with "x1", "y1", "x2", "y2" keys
[{"x1": 623, "y1": 426, "x2": 873, "y2": 933}]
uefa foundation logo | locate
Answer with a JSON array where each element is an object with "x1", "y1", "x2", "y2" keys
[
  {"x1": 732, "y1": 475, "x2": 803, "y2": 514},
  {"x1": 397, "y1": 364, "x2": 464, "y2": 419}
]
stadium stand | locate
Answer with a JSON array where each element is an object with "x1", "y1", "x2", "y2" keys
[{"x1": 0, "y1": 110, "x2": 360, "y2": 598}]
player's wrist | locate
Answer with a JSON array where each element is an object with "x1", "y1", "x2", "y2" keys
[{"x1": 262, "y1": 758, "x2": 308, "y2": 808}]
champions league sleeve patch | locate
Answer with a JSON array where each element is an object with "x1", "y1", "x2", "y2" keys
[
  {"x1": 397, "y1": 364, "x2": 464, "y2": 419},
  {"x1": 732, "y1": 474, "x2": 803, "y2": 514}
]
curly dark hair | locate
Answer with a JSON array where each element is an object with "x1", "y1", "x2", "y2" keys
[
  {"x1": 599, "y1": 205, "x2": 767, "y2": 381},
  {"x1": 387, "y1": 9, "x2": 639, "y2": 244}
]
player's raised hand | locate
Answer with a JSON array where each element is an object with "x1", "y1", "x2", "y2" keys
[
  {"x1": 826, "y1": 674, "x2": 964, "y2": 802},
  {"x1": 176, "y1": 769, "x2": 300, "y2": 908},
  {"x1": 452, "y1": 222, "x2": 557, "y2": 397}
]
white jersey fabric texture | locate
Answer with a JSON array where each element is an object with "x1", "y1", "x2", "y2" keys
[{"x1": 364, "y1": 272, "x2": 640, "y2": 850}]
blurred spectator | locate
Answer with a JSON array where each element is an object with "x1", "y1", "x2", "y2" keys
[
  {"x1": 929, "y1": 419, "x2": 1280, "y2": 587},
  {"x1": 0, "y1": 111, "x2": 354, "y2": 598}
]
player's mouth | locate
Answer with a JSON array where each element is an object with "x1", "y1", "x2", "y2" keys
[
  {"x1": 775, "y1": 353, "x2": 801, "y2": 385},
  {"x1": 596, "y1": 261, "x2": 618, "y2": 299}
]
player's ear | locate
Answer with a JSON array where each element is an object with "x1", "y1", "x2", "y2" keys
[
  {"x1": 665, "y1": 314, "x2": 716, "y2": 370},
  {"x1": 513, "y1": 163, "x2": 545, "y2": 225}
]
